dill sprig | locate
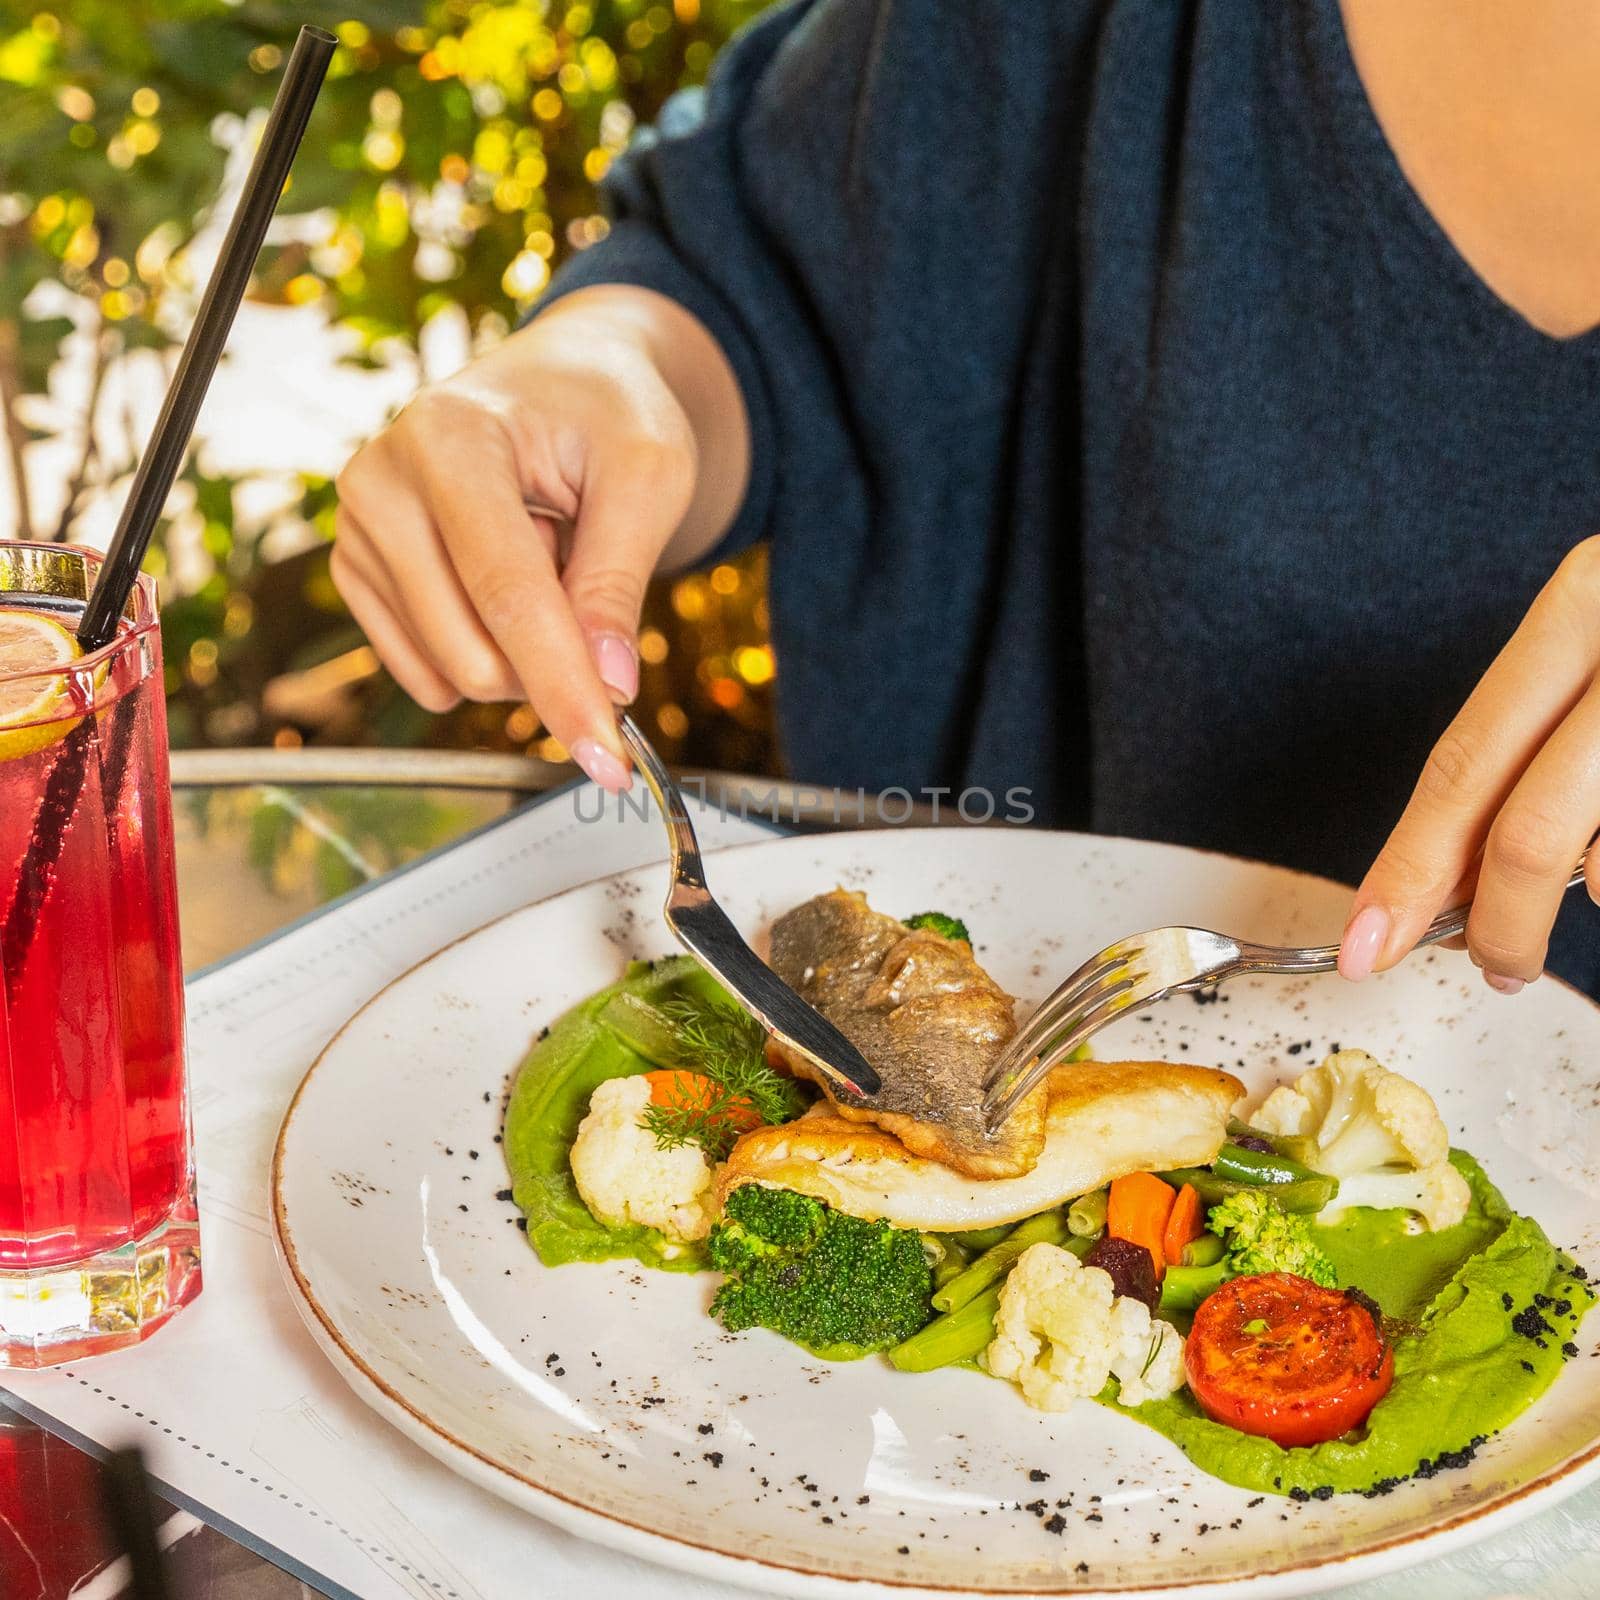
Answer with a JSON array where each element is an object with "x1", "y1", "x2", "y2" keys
[
  {"x1": 640, "y1": 996, "x2": 808, "y2": 1161},
  {"x1": 1138, "y1": 1324, "x2": 1164, "y2": 1383}
]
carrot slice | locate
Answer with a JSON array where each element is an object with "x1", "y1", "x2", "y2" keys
[
  {"x1": 1107, "y1": 1171, "x2": 1177, "y2": 1281},
  {"x1": 642, "y1": 1069, "x2": 760, "y2": 1132},
  {"x1": 1161, "y1": 1182, "x2": 1204, "y2": 1267}
]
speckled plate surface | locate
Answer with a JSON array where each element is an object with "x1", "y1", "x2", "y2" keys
[{"x1": 270, "y1": 829, "x2": 1600, "y2": 1598}]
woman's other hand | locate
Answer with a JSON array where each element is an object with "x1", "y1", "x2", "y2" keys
[
  {"x1": 1341, "y1": 535, "x2": 1600, "y2": 992},
  {"x1": 332, "y1": 285, "x2": 748, "y2": 790}
]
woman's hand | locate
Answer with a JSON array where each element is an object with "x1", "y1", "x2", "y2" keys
[
  {"x1": 332, "y1": 285, "x2": 748, "y2": 790},
  {"x1": 1341, "y1": 536, "x2": 1600, "y2": 991}
]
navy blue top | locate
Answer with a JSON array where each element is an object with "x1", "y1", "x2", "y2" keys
[{"x1": 547, "y1": 0, "x2": 1600, "y2": 990}]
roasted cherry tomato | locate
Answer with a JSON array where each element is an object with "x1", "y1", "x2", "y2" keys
[{"x1": 1184, "y1": 1272, "x2": 1394, "y2": 1448}]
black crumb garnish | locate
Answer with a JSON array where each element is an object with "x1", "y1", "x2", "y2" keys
[
  {"x1": 495, "y1": 1189, "x2": 513, "y2": 1203},
  {"x1": 897, "y1": 1546, "x2": 910, "y2": 1556},
  {"x1": 1501, "y1": 1291, "x2": 1515, "y2": 1312},
  {"x1": 1311, "y1": 1485, "x2": 1334, "y2": 1500},
  {"x1": 1245, "y1": 1497, "x2": 1265, "y2": 1508},
  {"x1": 703, "y1": 1452, "x2": 723, "y2": 1468},
  {"x1": 857, "y1": 1495, "x2": 870, "y2": 1505},
  {"x1": 1512, "y1": 1305, "x2": 1554, "y2": 1340},
  {"x1": 468, "y1": 1149, "x2": 479, "y2": 1160},
  {"x1": 515, "y1": 1217, "x2": 527, "y2": 1231},
  {"x1": 545, "y1": 1352, "x2": 559, "y2": 1365},
  {"x1": 537, "y1": 1026, "x2": 550, "y2": 1041},
  {"x1": 1562, "y1": 1342, "x2": 1579, "y2": 1359},
  {"x1": 1288, "y1": 1487, "x2": 1311, "y2": 1503},
  {"x1": 697, "y1": 1423, "x2": 715, "y2": 1436},
  {"x1": 1043, "y1": 1514, "x2": 1066, "y2": 1535},
  {"x1": 1085, "y1": 1511, "x2": 1103, "y2": 1523},
  {"x1": 457, "y1": 1203, "x2": 468, "y2": 1213},
  {"x1": 483, "y1": 1091, "x2": 491, "y2": 1103},
  {"x1": 1287, "y1": 1042, "x2": 1304, "y2": 1055},
  {"x1": 1074, "y1": 1562, "x2": 1090, "y2": 1575},
  {"x1": 1025, "y1": 1499, "x2": 1048, "y2": 1517},
  {"x1": 1028, "y1": 1468, "x2": 1050, "y2": 1482}
]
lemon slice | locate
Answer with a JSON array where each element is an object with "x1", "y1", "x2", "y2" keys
[{"x1": 0, "y1": 609, "x2": 85, "y2": 762}]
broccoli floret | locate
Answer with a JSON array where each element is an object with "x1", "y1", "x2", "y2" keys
[
  {"x1": 709, "y1": 1186, "x2": 933, "y2": 1354},
  {"x1": 903, "y1": 910, "x2": 971, "y2": 943},
  {"x1": 1208, "y1": 1190, "x2": 1338, "y2": 1287}
]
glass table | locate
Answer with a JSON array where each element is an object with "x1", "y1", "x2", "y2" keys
[{"x1": 2, "y1": 754, "x2": 1595, "y2": 1598}]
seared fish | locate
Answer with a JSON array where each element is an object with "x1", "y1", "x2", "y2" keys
[
  {"x1": 768, "y1": 889, "x2": 1045, "y2": 1178},
  {"x1": 718, "y1": 1060, "x2": 1244, "y2": 1231}
]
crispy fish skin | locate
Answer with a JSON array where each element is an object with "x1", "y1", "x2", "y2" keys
[
  {"x1": 716, "y1": 1061, "x2": 1245, "y2": 1231},
  {"x1": 768, "y1": 889, "x2": 1047, "y2": 1178}
]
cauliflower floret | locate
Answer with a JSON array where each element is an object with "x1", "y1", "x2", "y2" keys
[
  {"x1": 1106, "y1": 1294, "x2": 1186, "y2": 1408},
  {"x1": 569, "y1": 1076, "x2": 715, "y2": 1243},
  {"x1": 1252, "y1": 1049, "x2": 1468, "y2": 1230},
  {"x1": 984, "y1": 1243, "x2": 1186, "y2": 1413},
  {"x1": 1330, "y1": 1163, "x2": 1471, "y2": 1229}
]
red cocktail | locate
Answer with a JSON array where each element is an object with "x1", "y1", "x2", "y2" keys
[{"x1": 0, "y1": 542, "x2": 199, "y2": 1365}]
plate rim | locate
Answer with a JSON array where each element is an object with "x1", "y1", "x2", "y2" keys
[{"x1": 269, "y1": 826, "x2": 1600, "y2": 1598}]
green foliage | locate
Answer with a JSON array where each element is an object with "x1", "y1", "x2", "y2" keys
[
  {"x1": 709, "y1": 1186, "x2": 935, "y2": 1356},
  {"x1": 0, "y1": 0, "x2": 775, "y2": 762},
  {"x1": 1208, "y1": 1190, "x2": 1339, "y2": 1287},
  {"x1": 639, "y1": 994, "x2": 808, "y2": 1160}
]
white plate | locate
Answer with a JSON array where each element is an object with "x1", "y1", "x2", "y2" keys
[{"x1": 271, "y1": 829, "x2": 1600, "y2": 1598}]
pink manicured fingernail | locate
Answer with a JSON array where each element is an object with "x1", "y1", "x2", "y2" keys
[
  {"x1": 1338, "y1": 904, "x2": 1391, "y2": 981},
  {"x1": 589, "y1": 631, "x2": 639, "y2": 703},
  {"x1": 570, "y1": 737, "x2": 632, "y2": 793},
  {"x1": 1483, "y1": 971, "x2": 1524, "y2": 996}
]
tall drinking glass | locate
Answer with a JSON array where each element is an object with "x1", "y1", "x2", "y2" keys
[{"x1": 0, "y1": 542, "x2": 199, "y2": 1366}]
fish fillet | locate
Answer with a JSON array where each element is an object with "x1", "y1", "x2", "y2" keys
[
  {"x1": 768, "y1": 889, "x2": 1047, "y2": 1178},
  {"x1": 717, "y1": 1060, "x2": 1244, "y2": 1231}
]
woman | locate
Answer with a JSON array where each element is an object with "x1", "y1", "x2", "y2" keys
[{"x1": 332, "y1": 0, "x2": 1600, "y2": 998}]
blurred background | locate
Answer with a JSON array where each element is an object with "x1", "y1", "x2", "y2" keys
[{"x1": 0, "y1": 0, "x2": 779, "y2": 790}]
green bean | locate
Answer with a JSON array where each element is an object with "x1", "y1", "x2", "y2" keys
[
  {"x1": 947, "y1": 1224, "x2": 1013, "y2": 1253},
  {"x1": 1159, "y1": 1260, "x2": 1232, "y2": 1313},
  {"x1": 1211, "y1": 1143, "x2": 1322, "y2": 1187},
  {"x1": 1181, "y1": 1231, "x2": 1226, "y2": 1268},
  {"x1": 1158, "y1": 1168, "x2": 1338, "y2": 1214},
  {"x1": 931, "y1": 1211, "x2": 1079, "y2": 1314},
  {"x1": 887, "y1": 1285, "x2": 1003, "y2": 1371},
  {"x1": 1066, "y1": 1188, "x2": 1108, "y2": 1238},
  {"x1": 929, "y1": 1239, "x2": 973, "y2": 1291},
  {"x1": 1227, "y1": 1119, "x2": 1321, "y2": 1168}
]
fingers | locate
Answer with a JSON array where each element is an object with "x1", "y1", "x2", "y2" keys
[
  {"x1": 1462, "y1": 679, "x2": 1600, "y2": 987},
  {"x1": 335, "y1": 497, "x2": 523, "y2": 705},
  {"x1": 562, "y1": 438, "x2": 697, "y2": 706},
  {"x1": 329, "y1": 543, "x2": 460, "y2": 713},
  {"x1": 331, "y1": 317, "x2": 703, "y2": 793},
  {"x1": 416, "y1": 429, "x2": 639, "y2": 789},
  {"x1": 1341, "y1": 541, "x2": 1600, "y2": 979}
]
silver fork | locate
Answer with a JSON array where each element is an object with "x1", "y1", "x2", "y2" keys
[
  {"x1": 615, "y1": 713, "x2": 881, "y2": 1099},
  {"x1": 980, "y1": 852, "x2": 1592, "y2": 1133}
]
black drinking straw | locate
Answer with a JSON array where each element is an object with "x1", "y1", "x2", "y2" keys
[
  {"x1": 78, "y1": 24, "x2": 337, "y2": 651},
  {"x1": 1, "y1": 26, "x2": 335, "y2": 973}
]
